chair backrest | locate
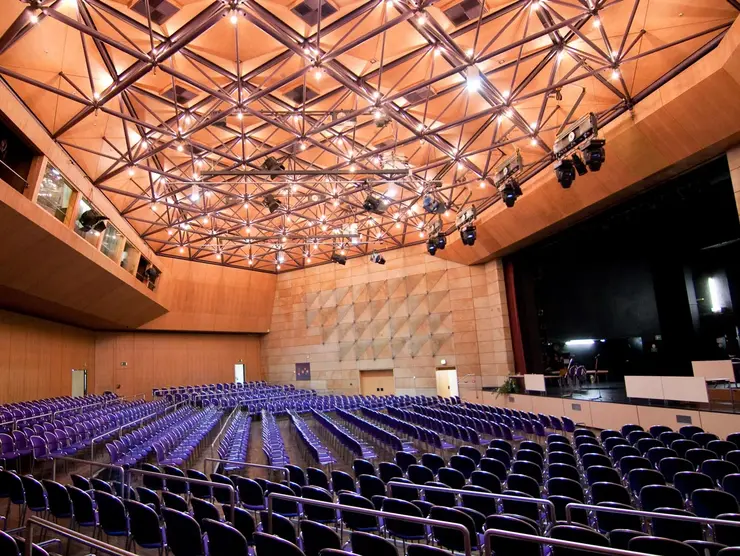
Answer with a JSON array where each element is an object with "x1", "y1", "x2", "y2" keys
[
  {"x1": 41, "y1": 479, "x2": 71, "y2": 519},
  {"x1": 300, "y1": 520, "x2": 341, "y2": 556},
  {"x1": 259, "y1": 511, "x2": 298, "y2": 545},
  {"x1": 254, "y1": 532, "x2": 305, "y2": 556},
  {"x1": 429, "y1": 506, "x2": 478, "y2": 552},
  {"x1": 162, "y1": 508, "x2": 204, "y2": 556},
  {"x1": 191, "y1": 497, "x2": 221, "y2": 526},
  {"x1": 549, "y1": 525, "x2": 609, "y2": 556},
  {"x1": 350, "y1": 531, "x2": 397, "y2": 556},
  {"x1": 338, "y1": 492, "x2": 378, "y2": 532},
  {"x1": 95, "y1": 490, "x2": 128, "y2": 536},
  {"x1": 203, "y1": 518, "x2": 248, "y2": 556},
  {"x1": 124, "y1": 499, "x2": 163, "y2": 548},
  {"x1": 629, "y1": 536, "x2": 700, "y2": 556},
  {"x1": 382, "y1": 497, "x2": 425, "y2": 539}
]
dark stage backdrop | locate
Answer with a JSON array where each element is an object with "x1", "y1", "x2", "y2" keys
[{"x1": 508, "y1": 156, "x2": 740, "y2": 377}]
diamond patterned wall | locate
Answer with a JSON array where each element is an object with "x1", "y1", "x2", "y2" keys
[{"x1": 262, "y1": 245, "x2": 514, "y2": 396}]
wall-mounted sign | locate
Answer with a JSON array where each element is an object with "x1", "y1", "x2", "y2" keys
[{"x1": 296, "y1": 362, "x2": 311, "y2": 381}]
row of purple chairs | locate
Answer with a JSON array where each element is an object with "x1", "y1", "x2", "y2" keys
[
  {"x1": 363, "y1": 406, "x2": 455, "y2": 452},
  {"x1": 0, "y1": 393, "x2": 118, "y2": 431},
  {"x1": 152, "y1": 408, "x2": 222, "y2": 467},
  {"x1": 262, "y1": 410, "x2": 289, "y2": 466},
  {"x1": 2, "y1": 399, "x2": 167, "y2": 473},
  {"x1": 312, "y1": 409, "x2": 377, "y2": 462},
  {"x1": 107, "y1": 405, "x2": 200, "y2": 467},
  {"x1": 218, "y1": 411, "x2": 252, "y2": 471},
  {"x1": 288, "y1": 410, "x2": 337, "y2": 468}
]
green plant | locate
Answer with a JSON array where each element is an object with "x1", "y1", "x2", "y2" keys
[{"x1": 495, "y1": 377, "x2": 519, "y2": 397}]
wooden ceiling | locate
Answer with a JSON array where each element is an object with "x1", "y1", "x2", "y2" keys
[{"x1": 0, "y1": 0, "x2": 736, "y2": 271}]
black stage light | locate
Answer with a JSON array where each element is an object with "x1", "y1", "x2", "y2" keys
[
  {"x1": 78, "y1": 209, "x2": 108, "y2": 232},
  {"x1": 460, "y1": 224, "x2": 477, "y2": 246},
  {"x1": 262, "y1": 194, "x2": 282, "y2": 213},
  {"x1": 427, "y1": 239, "x2": 438, "y2": 256},
  {"x1": 370, "y1": 252, "x2": 386, "y2": 265},
  {"x1": 554, "y1": 158, "x2": 576, "y2": 189},
  {"x1": 331, "y1": 253, "x2": 347, "y2": 265},
  {"x1": 435, "y1": 233, "x2": 446, "y2": 250},
  {"x1": 572, "y1": 153, "x2": 588, "y2": 176},
  {"x1": 423, "y1": 195, "x2": 446, "y2": 214},
  {"x1": 261, "y1": 156, "x2": 285, "y2": 180},
  {"x1": 500, "y1": 181, "x2": 517, "y2": 208},
  {"x1": 582, "y1": 138, "x2": 606, "y2": 171},
  {"x1": 363, "y1": 195, "x2": 386, "y2": 214}
]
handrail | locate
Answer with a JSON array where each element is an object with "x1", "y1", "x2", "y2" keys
[
  {"x1": 51, "y1": 456, "x2": 125, "y2": 483},
  {"x1": 266, "y1": 492, "x2": 473, "y2": 556},
  {"x1": 565, "y1": 502, "x2": 740, "y2": 529},
  {"x1": 24, "y1": 516, "x2": 136, "y2": 556},
  {"x1": 387, "y1": 480, "x2": 557, "y2": 523},
  {"x1": 127, "y1": 468, "x2": 236, "y2": 522},
  {"x1": 482, "y1": 528, "x2": 650, "y2": 556},
  {"x1": 210, "y1": 406, "x2": 239, "y2": 452},
  {"x1": 90, "y1": 406, "x2": 167, "y2": 460},
  {"x1": 54, "y1": 400, "x2": 107, "y2": 419},
  {"x1": 203, "y1": 457, "x2": 289, "y2": 479},
  {"x1": 15, "y1": 412, "x2": 53, "y2": 429}
]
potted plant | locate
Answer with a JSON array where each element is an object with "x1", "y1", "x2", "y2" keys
[{"x1": 495, "y1": 377, "x2": 519, "y2": 397}]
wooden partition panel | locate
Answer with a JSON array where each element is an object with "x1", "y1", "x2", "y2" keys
[
  {"x1": 0, "y1": 309, "x2": 96, "y2": 403},
  {"x1": 142, "y1": 258, "x2": 277, "y2": 333},
  {"x1": 94, "y1": 331, "x2": 264, "y2": 399}
]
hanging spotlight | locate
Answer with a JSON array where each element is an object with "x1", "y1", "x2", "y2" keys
[
  {"x1": 363, "y1": 195, "x2": 385, "y2": 214},
  {"x1": 571, "y1": 153, "x2": 588, "y2": 176},
  {"x1": 426, "y1": 233, "x2": 447, "y2": 256},
  {"x1": 262, "y1": 193, "x2": 282, "y2": 213},
  {"x1": 554, "y1": 158, "x2": 576, "y2": 189},
  {"x1": 493, "y1": 150, "x2": 523, "y2": 208},
  {"x1": 190, "y1": 184, "x2": 201, "y2": 201},
  {"x1": 460, "y1": 225, "x2": 477, "y2": 246},
  {"x1": 581, "y1": 138, "x2": 606, "y2": 171},
  {"x1": 466, "y1": 67, "x2": 481, "y2": 92},
  {"x1": 369, "y1": 251, "x2": 386, "y2": 265},
  {"x1": 331, "y1": 253, "x2": 347, "y2": 265},
  {"x1": 261, "y1": 156, "x2": 285, "y2": 179}
]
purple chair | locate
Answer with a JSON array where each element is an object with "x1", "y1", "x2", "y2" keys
[{"x1": 0, "y1": 433, "x2": 20, "y2": 471}]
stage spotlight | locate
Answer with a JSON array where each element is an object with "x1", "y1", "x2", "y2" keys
[
  {"x1": 370, "y1": 252, "x2": 386, "y2": 265},
  {"x1": 262, "y1": 194, "x2": 282, "y2": 213},
  {"x1": 427, "y1": 233, "x2": 447, "y2": 256},
  {"x1": 572, "y1": 153, "x2": 588, "y2": 176},
  {"x1": 331, "y1": 253, "x2": 347, "y2": 265},
  {"x1": 500, "y1": 181, "x2": 518, "y2": 208},
  {"x1": 460, "y1": 224, "x2": 477, "y2": 246},
  {"x1": 554, "y1": 158, "x2": 575, "y2": 189},
  {"x1": 435, "y1": 233, "x2": 446, "y2": 250},
  {"x1": 423, "y1": 194, "x2": 447, "y2": 214},
  {"x1": 261, "y1": 156, "x2": 285, "y2": 179},
  {"x1": 363, "y1": 195, "x2": 385, "y2": 214},
  {"x1": 581, "y1": 138, "x2": 606, "y2": 171},
  {"x1": 78, "y1": 210, "x2": 108, "y2": 233},
  {"x1": 427, "y1": 239, "x2": 438, "y2": 256}
]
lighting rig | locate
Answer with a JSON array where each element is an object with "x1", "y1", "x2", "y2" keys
[
  {"x1": 455, "y1": 206, "x2": 477, "y2": 247},
  {"x1": 553, "y1": 113, "x2": 606, "y2": 189},
  {"x1": 493, "y1": 149, "x2": 523, "y2": 208}
]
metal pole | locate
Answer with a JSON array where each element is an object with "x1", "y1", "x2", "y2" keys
[
  {"x1": 203, "y1": 457, "x2": 289, "y2": 480},
  {"x1": 482, "y1": 528, "x2": 650, "y2": 556},
  {"x1": 565, "y1": 502, "x2": 740, "y2": 529},
  {"x1": 25, "y1": 517, "x2": 137, "y2": 556}
]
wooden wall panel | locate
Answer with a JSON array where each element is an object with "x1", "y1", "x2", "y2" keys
[
  {"x1": 93, "y1": 331, "x2": 263, "y2": 399},
  {"x1": 0, "y1": 309, "x2": 96, "y2": 404},
  {"x1": 142, "y1": 258, "x2": 277, "y2": 333}
]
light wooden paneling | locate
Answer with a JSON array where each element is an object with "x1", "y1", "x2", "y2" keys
[
  {"x1": 0, "y1": 309, "x2": 96, "y2": 404},
  {"x1": 0, "y1": 179, "x2": 168, "y2": 329},
  {"x1": 142, "y1": 258, "x2": 277, "y2": 333},
  {"x1": 94, "y1": 331, "x2": 263, "y2": 399}
]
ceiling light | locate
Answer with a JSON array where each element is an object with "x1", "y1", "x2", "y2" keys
[
  {"x1": 230, "y1": 11, "x2": 238, "y2": 24},
  {"x1": 127, "y1": 167, "x2": 134, "y2": 177},
  {"x1": 557, "y1": 50, "x2": 565, "y2": 61},
  {"x1": 248, "y1": 258, "x2": 253, "y2": 266},
  {"x1": 350, "y1": 164, "x2": 356, "y2": 172},
  {"x1": 192, "y1": 173, "x2": 200, "y2": 181},
  {"x1": 611, "y1": 50, "x2": 619, "y2": 60},
  {"x1": 151, "y1": 203, "x2": 159, "y2": 212},
  {"x1": 530, "y1": 137, "x2": 538, "y2": 146},
  {"x1": 282, "y1": 235, "x2": 287, "y2": 242},
  {"x1": 29, "y1": 12, "x2": 39, "y2": 24},
  {"x1": 202, "y1": 216, "x2": 209, "y2": 224},
  {"x1": 466, "y1": 69, "x2": 481, "y2": 92},
  {"x1": 460, "y1": 224, "x2": 477, "y2": 246},
  {"x1": 466, "y1": 48, "x2": 474, "y2": 58},
  {"x1": 340, "y1": 249, "x2": 346, "y2": 255},
  {"x1": 611, "y1": 68, "x2": 620, "y2": 80},
  {"x1": 417, "y1": 12, "x2": 427, "y2": 24},
  {"x1": 300, "y1": 141, "x2": 307, "y2": 151},
  {"x1": 179, "y1": 246, "x2": 185, "y2": 254},
  {"x1": 419, "y1": 231, "x2": 425, "y2": 238},
  {"x1": 93, "y1": 91, "x2": 100, "y2": 101},
  {"x1": 190, "y1": 184, "x2": 200, "y2": 201},
  {"x1": 457, "y1": 161, "x2": 464, "y2": 170},
  {"x1": 333, "y1": 199, "x2": 339, "y2": 207},
  {"x1": 306, "y1": 257, "x2": 311, "y2": 263},
  {"x1": 236, "y1": 111, "x2": 243, "y2": 120},
  {"x1": 215, "y1": 253, "x2": 221, "y2": 260},
  {"x1": 321, "y1": 224, "x2": 328, "y2": 231},
  {"x1": 167, "y1": 229, "x2": 173, "y2": 236},
  {"x1": 313, "y1": 66, "x2": 324, "y2": 80},
  {"x1": 479, "y1": 181, "x2": 486, "y2": 188},
  {"x1": 176, "y1": 144, "x2": 184, "y2": 152},
  {"x1": 592, "y1": 16, "x2": 600, "y2": 28},
  {"x1": 434, "y1": 45, "x2": 442, "y2": 56},
  {"x1": 531, "y1": 0, "x2": 541, "y2": 9},
  {"x1": 276, "y1": 264, "x2": 281, "y2": 270}
]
